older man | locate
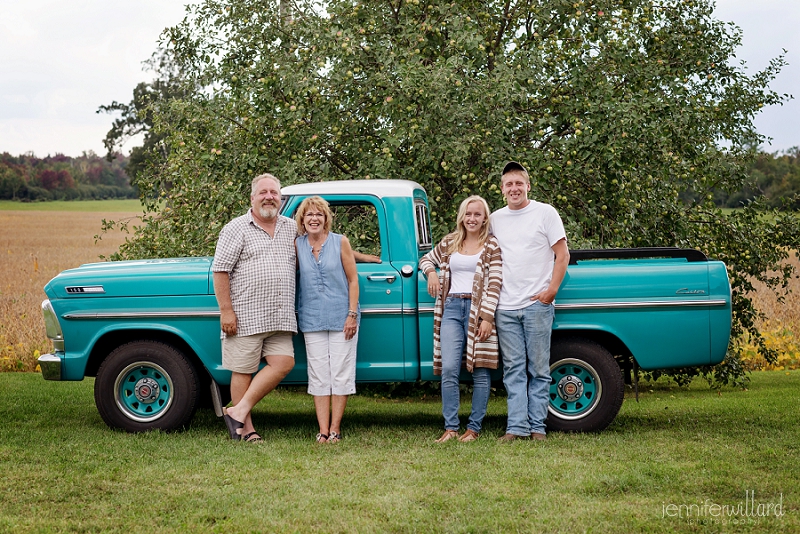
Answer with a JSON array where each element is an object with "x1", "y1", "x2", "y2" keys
[
  {"x1": 213, "y1": 173, "x2": 297, "y2": 442},
  {"x1": 491, "y1": 162, "x2": 569, "y2": 441}
]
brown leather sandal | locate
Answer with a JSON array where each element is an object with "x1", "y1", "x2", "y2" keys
[
  {"x1": 434, "y1": 429, "x2": 459, "y2": 443},
  {"x1": 458, "y1": 429, "x2": 480, "y2": 442}
]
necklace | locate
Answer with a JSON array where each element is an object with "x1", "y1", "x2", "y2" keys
[
  {"x1": 308, "y1": 233, "x2": 328, "y2": 257},
  {"x1": 460, "y1": 239, "x2": 482, "y2": 255}
]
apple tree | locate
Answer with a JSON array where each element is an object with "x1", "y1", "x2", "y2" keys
[{"x1": 107, "y1": 0, "x2": 800, "y2": 385}]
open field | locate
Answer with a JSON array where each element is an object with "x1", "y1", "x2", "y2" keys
[
  {"x1": 0, "y1": 206, "x2": 140, "y2": 371},
  {"x1": 1, "y1": 370, "x2": 797, "y2": 532},
  {"x1": 0, "y1": 199, "x2": 143, "y2": 212},
  {"x1": 751, "y1": 252, "x2": 800, "y2": 328},
  {"x1": 743, "y1": 253, "x2": 800, "y2": 370}
]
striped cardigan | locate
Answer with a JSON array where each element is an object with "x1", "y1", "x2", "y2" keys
[{"x1": 419, "y1": 234, "x2": 503, "y2": 375}]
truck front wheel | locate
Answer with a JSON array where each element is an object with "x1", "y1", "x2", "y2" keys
[
  {"x1": 94, "y1": 341, "x2": 199, "y2": 432},
  {"x1": 546, "y1": 339, "x2": 624, "y2": 432}
]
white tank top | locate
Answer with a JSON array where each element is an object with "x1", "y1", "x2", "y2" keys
[{"x1": 448, "y1": 251, "x2": 480, "y2": 294}]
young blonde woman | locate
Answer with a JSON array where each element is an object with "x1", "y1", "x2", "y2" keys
[
  {"x1": 419, "y1": 195, "x2": 502, "y2": 442},
  {"x1": 295, "y1": 196, "x2": 360, "y2": 443}
]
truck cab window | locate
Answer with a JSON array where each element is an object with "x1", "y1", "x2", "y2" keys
[
  {"x1": 330, "y1": 203, "x2": 381, "y2": 258},
  {"x1": 415, "y1": 200, "x2": 432, "y2": 252}
]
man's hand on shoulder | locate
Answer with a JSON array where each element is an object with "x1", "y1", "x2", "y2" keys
[{"x1": 353, "y1": 251, "x2": 381, "y2": 263}]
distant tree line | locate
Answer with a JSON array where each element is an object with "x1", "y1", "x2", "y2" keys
[
  {"x1": 2, "y1": 143, "x2": 796, "y2": 207},
  {"x1": 0, "y1": 152, "x2": 135, "y2": 201},
  {"x1": 716, "y1": 147, "x2": 800, "y2": 209}
]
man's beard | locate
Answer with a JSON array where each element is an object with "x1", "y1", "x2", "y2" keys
[{"x1": 258, "y1": 205, "x2": 278, "y2": 219}]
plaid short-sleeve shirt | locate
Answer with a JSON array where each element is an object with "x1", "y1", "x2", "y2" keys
[{"x1": 212, "y1": 209, "x2": 298, "y2": 337}]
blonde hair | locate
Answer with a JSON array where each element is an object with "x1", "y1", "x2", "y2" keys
[
  {"x1": 295, "y1": 196, "x2": 333, "y2": 235},
  {"x1": 447, "y1": 195, "x2": 491, "y2": 254}
]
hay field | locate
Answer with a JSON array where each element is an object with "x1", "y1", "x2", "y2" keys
[
  {"x1": 742, "y1": 253, "x2": 800, "y2": 370},
  {"x1": 750, "y1": 254, "x2": 800, "y2": 327},
  {"x1": 0, "y1": 209, "x2": 139, "y2": 371}
]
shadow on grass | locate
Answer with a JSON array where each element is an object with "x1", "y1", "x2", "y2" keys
[{"x1": 188, "y1": 401, "x2": 510, "y2": 439}]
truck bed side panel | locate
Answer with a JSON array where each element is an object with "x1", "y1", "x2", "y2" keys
[{"x1": 554, "y1": 259, "x2": 730, "y2": 369}]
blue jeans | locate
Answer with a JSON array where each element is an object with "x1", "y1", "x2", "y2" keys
[
  {"x1": 496, "y1": 302, "x2": 554, "y2": 435},
  {"x1": 440, "y1": 297, "x2": 492, "y2": 433}
]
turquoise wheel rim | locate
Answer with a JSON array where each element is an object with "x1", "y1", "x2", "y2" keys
[
  {"x1": 548, "y1": 358, "x2": 602, "y2": 420},
  {"x1": 113, "y1": 361, "x2": 174, "y2": 422}
]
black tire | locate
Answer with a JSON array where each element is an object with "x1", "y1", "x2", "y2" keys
[
  {"x1": 545, "y1": 338, "x2": 624, "y2": 432},
  {"x1": 94, "y1": 340, "x2": 199, "y2": 432}
]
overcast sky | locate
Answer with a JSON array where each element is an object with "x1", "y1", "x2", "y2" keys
[{"x1": 1, "y1": 0, "x2": 798, "y2": 158}]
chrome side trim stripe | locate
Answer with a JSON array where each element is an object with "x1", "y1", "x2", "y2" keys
[
  {"x1": 555, "y1": 299, "x2": 728, "y2": 310},
  {"x1": 64, "y1": 309, "x2": 419, "y2": 319},
  {"x1": 63, "y1": 311, "x2": 221, "y2": 319},
  {"x1": 62, "y1": 300, "x2": 726, "y2": 320},
  {"x1": 361, "y1": 308, "x2": 417, "y2": 315}
]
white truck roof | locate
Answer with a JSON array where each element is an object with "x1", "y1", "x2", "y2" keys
[{"x1": 281, "y1": 179, "x2": 425, "y2": 199}]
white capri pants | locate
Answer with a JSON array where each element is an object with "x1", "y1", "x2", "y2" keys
[{"x1": 304, "y1": 330, "x2": 358, "y2": 396}]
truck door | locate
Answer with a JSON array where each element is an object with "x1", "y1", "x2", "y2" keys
[
  {"x1": 339, "y1": 200, "x2": 407, "y2": 381},
  {"x1": 284, "y1": 196, "x2": 407, "y2": 382}
]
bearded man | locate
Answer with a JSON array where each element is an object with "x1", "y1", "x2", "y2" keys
[{"x1": 212, "y1": 173, "x2": 297, "y2": 442}]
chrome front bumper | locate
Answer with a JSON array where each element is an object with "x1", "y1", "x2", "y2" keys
[{"x1": 38, "y1": 353, "x2": 62, "y2": 381}]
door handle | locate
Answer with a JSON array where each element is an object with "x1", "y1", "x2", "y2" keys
[{"x1": 367, "y1": 274, "x2": 396, "y2": 283}]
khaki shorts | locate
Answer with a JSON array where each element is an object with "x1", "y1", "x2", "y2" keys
[{"x1": 222, "y1": 331, "x2": 295, "y2": 374}]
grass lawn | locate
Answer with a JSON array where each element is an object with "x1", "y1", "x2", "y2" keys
[
  {"x1": 0, "y1": 371, "x2": 797, "y2": 533},
  {"x1": 0, "y1": 199, "x2": 143, "y2": 212}
]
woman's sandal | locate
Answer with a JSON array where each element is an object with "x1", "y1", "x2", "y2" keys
[
  {"x1": 316, "y1": 433, "x2": 329, "y2": 443},
  {"x1": 458, "y1": 429, "x2": 480, "y2": 442},
  {"x1": 434, "y1": 429, "x2": 459, "y2": 443},
  {"x1": 328, "y1": 431, "x2": 342, "y2": 443}
]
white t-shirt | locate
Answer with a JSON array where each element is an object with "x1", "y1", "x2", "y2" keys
[
  {"x1": 490, "y1": 200, "x2": 566, "y2": 310},
  {"x1": 448, "y1": 251, "x2": 480, "y2": 294}
]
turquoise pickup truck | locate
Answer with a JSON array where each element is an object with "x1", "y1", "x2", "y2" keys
[{"x1": 39, "y1": 180, "x2": 732, "y2": 433}]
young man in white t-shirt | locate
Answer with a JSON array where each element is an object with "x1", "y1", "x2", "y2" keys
[{"x1": 490, "y1": 162, "x2": 570, "y2": 441}]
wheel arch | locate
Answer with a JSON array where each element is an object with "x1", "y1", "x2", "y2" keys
[
  {"x1": 85, "y1": 328, "x2": 218, "y2": 408},
  {"x1": 552, "y1": 328, "x2": 635, "y2": 379}
]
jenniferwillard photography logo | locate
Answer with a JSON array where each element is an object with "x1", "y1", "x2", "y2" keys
[{"x1": 662, "y1": 490, "x2": 786, "y2": 526}]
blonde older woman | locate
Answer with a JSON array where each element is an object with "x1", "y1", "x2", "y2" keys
[
  {"x1": 419, "y1": 195, "x2": 502, "y2": 442},
  {"x1": 295, "y1": 196, "x2": 360, "y2": 443}
]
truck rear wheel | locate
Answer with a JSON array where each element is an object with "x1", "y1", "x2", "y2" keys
[
  {"x1": 94, "y1": 341, "x2": 199, "y2": 432},
  {"x1": 546, "y1": 339, "x2": 624, "y2": 432}
]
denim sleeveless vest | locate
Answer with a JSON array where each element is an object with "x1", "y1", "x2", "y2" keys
[{"x1": 296, "y1": 232, "x2": 358, "y2": 332}]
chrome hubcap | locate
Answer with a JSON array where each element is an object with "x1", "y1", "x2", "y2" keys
[
  {"x1": 134, "y1": 377, "x2": 160, "y2": 403},
  {"x1": 556, "y1": 375, "x2": 584, "y2": 403}
]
